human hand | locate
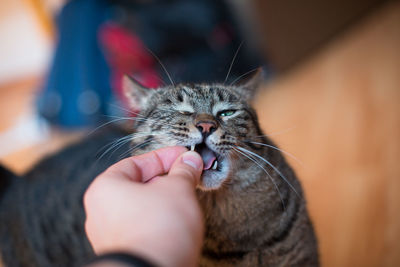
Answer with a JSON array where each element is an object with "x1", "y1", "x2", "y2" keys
[{"x1": 84, "y1": 146, "x2": 204, "y2": 267}]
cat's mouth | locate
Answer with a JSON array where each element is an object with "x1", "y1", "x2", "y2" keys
[
  {"x1": 187, "y1": 143, "x2": 220, "y2": 171},
  {"x1": 185, "y1": 142, "x2": 230, "y2": 190}
]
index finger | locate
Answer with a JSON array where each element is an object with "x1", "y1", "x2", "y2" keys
[{"x1": 105, "y1": 146, "x2": 188, "y2": 182}]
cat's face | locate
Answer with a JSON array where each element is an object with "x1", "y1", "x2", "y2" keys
[{"x1": 124, "y1": 74, "x2": 263, "y2": 190}]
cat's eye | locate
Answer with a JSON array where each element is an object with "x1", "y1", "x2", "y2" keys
[
  {"x1": 219, "y1": 110, "x2": 236, "y2": 117},
  {"x1": 179, "y1": 110, "x2": 193, "y2": 116}
]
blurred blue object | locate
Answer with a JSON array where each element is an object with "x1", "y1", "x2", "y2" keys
[
  {"x1": 37, "y1": 0, "x2": 113, "y2": 128},
  {"x1": 37, "y1": 0, "x2": 264, "y2": 129}
]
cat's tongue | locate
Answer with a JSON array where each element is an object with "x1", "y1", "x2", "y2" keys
[{"x1": 198, "y1": 147, "x2": 216, "y2": 170}]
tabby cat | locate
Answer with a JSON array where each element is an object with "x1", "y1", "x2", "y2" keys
[{"x1": 0, "y1": 71, "x2": 318, "y2": 266}]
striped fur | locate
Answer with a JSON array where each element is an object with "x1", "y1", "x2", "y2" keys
[
  {"x1": 0, "y1": 79, "x2": 318, "y2": 266},
  {"x1": 125, "y1": 79, "x2": 319, "y2": 266}
]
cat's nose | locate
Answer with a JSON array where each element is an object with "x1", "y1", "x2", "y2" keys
[{"x1": 196, "y1": 121, "x2": 217, "y2": 134}]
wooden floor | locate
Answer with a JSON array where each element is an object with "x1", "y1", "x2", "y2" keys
[{"x1": 0, "y1": 2, "x2": 399, "y2": 267}]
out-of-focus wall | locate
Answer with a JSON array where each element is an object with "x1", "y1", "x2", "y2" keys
[
  {"x1": 254, "y1": 2, "x2": 400, "y2": 266},
  {"x1": 0, "y1": 0, "x2": 52, "y2": 84}
]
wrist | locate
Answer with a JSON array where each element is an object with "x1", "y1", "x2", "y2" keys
[
  {"x1": 84, "y1": 252, "x2": 156, "y2": 267},
  {"x1": 92, "y1": 231, "x2": 200, "y2": 267}
]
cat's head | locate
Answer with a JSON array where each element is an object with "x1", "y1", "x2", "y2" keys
[{"x1": 123, "y1": 71, "x2": 264, "y2": 191}]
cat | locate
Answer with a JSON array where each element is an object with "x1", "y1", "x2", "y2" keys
[{"x1": 0, "y1": 71, "x2": 319, "y2": 266}]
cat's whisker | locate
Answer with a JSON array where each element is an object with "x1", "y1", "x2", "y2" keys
[
  {"x1": 106, "y1": 114, "x2": 175, "y2": 128},
  {"x1": 97, "y1": 135, "x2": 139, "y2": 161},
  {"x1": 86, "y1": 117, "x2": 134, "y2": 136},
  {"x1": 229, "y1": 68, "x2": 259, "y2": 86},
  {"x1": 118, "y1": 139, "x2": 156, "y2": 160},
  {"x1": 106, "y1": 114, "x2": 149, "y2": 122},
  {"x1": 224, "y1": 41, "x2": 244, "y2": 84},
  {"x1": 232, "y1": 147, "x2": 285, "y2": 210},
  {"x1": 242, "y1": 140, "x2": 303, "y2": 166},
  {"x1": 108, "y1": 103, "x2": 140, "y2": 116},
  {"x1": 120, "y1": 113, "x2": 176, "y2": 127},
  {"x1": 99, "y1": 138, "x2": 136, "y2": 160},
  {"x1": 97, "y1": 132, "x2": 165, "y2": 160},
  {"x1": 252, "y1": 126, "x2": 298, "y2": 138},
  {"x1": 106, "y1": 107, "x2": 152, "y2": 118},
  {"x1": 99, "y1": 131, "x2": 156, "y2": 151},
  {"x1": 105, "y1": 116, "x2": 136, "y2": 121},
  {"x1": 235, "y1": 146, "x2": 300, "y2": 198},
  {"x1": 100, "y1": 134, "x2": 135, "y2": 150},
  {"x1": 99, "y1": 133, "x2": 152, "y2": 158},
  {"x1": 106, "y1": 108, "x2": 175, "y2": 128},
  {"x1": 118, "y1": 135, "x2": 169, "y2": 160},
  {"x1": 91, "y1": 112, "x2": 168, "y2": 134},
  {"x1": 135, "y1": 118, "x2": 175, "y2": 128},
  {"x1": 156, "y1": 76, "x2": 167, "y2": 87},
  {"x1": 144, "y1": 71, "x2": 168, "y2": 87},
  {"x1": 144, "y1": 47, "x2": 175, "y2": 86}
]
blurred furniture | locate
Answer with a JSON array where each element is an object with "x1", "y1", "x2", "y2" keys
[{"x1": 250, "y1": 0, "x2": 388, "y2": 71}]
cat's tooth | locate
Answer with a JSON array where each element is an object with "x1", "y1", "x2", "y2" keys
[
  {"x1": 190, "y1": 145, "x2": 195, "y2": 151},
  {"x1": 212, "y1": 160, "x2": 218, "y2": 170}
]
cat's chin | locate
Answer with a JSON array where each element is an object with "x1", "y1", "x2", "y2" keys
[{"x1": 196, "y1": 158, "x2": 230, "y2": 191}]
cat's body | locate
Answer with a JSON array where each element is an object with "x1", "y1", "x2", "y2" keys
[
  {"x1": 0, "y1": 75, "x2": 318, "y2": 266},
  {"x1": 0, "y1": 127, "x2": 128, "y2": 266},
  {"x1": 199, "y1": 157, "x2": 318, "y2": 266}
]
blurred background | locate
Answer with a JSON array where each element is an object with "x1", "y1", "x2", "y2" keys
[{"x1": 0, "y1": 0, "x2": 399, "y2": 266}]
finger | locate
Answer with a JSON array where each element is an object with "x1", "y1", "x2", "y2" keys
[
  {"x1": 106, "y1": 146, "x2": 187, "y2": 182},
  {"x1": 166, "y1": 151, "x2": 203, "y2": 187}
]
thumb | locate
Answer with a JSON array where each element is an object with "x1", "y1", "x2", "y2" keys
[{"x1": 167, "y1": 151, "x2": 203, "y2": 187}]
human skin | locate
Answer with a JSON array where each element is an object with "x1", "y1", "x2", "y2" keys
[{"x1": 84, "y1": 146, "x2": 204, "y2": 267}]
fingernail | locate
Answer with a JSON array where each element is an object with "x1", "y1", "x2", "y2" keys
[{"x1": 182, "y1": 151, "x2": 203, "y2": 170}]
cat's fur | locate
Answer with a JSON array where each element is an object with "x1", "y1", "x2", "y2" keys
[
  {"x1": 0, "y1": 73, "x2": 318, "y2": 266},
  {"x1": 0, "y1": 127, "x2": 128, "y2": 267}
]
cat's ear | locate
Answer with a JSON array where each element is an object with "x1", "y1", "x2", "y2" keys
[
  {"x1": 234, "y1": 67, "x2": 265, "y2": 102},
  {"x1": 123, "y1": 75, "x2": 151, "y2": 109}
]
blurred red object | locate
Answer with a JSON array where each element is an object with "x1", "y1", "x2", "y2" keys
[{"x1": 99, "y1": 23, "x2": 160, "y2": 108}]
